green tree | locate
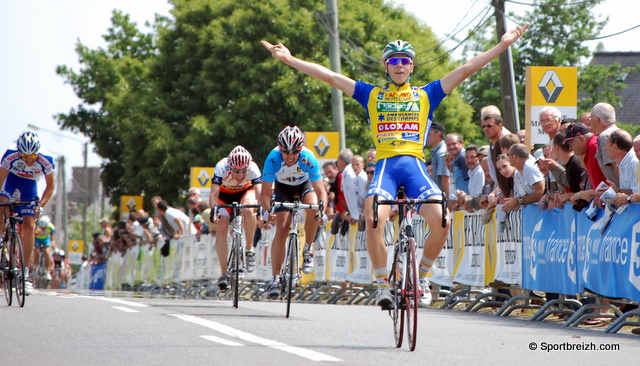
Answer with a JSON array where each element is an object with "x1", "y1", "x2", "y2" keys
[
  {"x1": 57, "y1": 0, "x2": 478, "y2": 205},
  {"x1": 461, "y1": 0, "x2": 612, "y2": 124}
]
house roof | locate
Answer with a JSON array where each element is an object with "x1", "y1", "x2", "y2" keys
[{"x1": 588, "y1": 52, "x2": 640, "y2": 125}]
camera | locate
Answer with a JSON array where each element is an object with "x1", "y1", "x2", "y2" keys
[{"x1": 572, "y1": 198, "x2": 589, "y2": 212}]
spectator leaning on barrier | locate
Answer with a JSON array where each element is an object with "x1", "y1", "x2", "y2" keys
[
  {"x1": 156, "y1": 200, "x2": 196, "y2": 240},
  {"x1": 445, "y1": 132, "x2": 469, "y2": 194},
  {"x1": 605, "y1": 129, "x2": 639, "y2": 207},
  {"x1": 99, "y1": 217, "x2": 113, "y2": 242},
  {"x1": 428, "y1": 122, "x2": 450, "y2": 198},
  {"x1": 342, "y1": 154, "x2": 368, "y2": 226},
  {"x1": 544, "y1": 132, "x2": 585, "y2": 206},
  {"x1": 502, "y1": 143, "x2": 545, "y2": 212},
  {"x1": 456, "y1": 145, "x2": 485, "y2": 212},
  {"x1": 565, "y1": 123, "x2": 606, "y2": 205},
  {"x1": 591, "y1": 102, "x2": 620, "y2": 187},
  {"x1": 482, "y1": 113, "x2": 513, "y2": 199}
]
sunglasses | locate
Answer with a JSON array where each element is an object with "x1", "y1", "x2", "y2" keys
[
  {"x1": 231, "y1": 168, "x2": 248, "y2": 173},
  {"x1": 281, "y1": 148, "x2": 301, "y2": 155},
  {"x1": 481, "y1": 124, "x2": 495, "y2": 129},
  {"x1": 21, "y1": 154, "x2": 37, "y2": 159},
  {"x1": 386, "y1": 57, "x2": 413, "y2": 65},
  {"x1": 366, "y1": 171, "x2": 375, "y2": 176}
]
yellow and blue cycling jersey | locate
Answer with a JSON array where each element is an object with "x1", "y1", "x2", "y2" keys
[
  {"x1": 35, "y1": 223, "x2": 56, "y2": 248},
  {"x1": 352, "y1": 80, "x2": 446, "y2": 162},
  {"x1": 352, "y1": 80, "x2": 447, "y2": 200}
]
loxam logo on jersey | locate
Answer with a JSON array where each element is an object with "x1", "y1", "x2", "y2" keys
[
  {"x1": 377, "y1": 101, "x2": 421, "y2": 112},
  {"x1": 377, "y1": 122, "x2": 419, "y2": 132}
]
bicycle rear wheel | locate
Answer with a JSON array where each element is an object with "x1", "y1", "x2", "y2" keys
[
  {"x1": 231, "y1": 235, "x2": 241, "y2": 308},
  {"x1": 2, "y1": 240, "x2": 13, "y2": 306},
  {"x1": 12, "y1": 235, "x2": 26, "y2": 307},
  {"x1": 285, "y1": 234, "x2": 298, "y2": 318},
  {"x1": 404, "y1": 238, "x2": 419, "y2": 351},
  {"x1": 389, "y1": 254, "x2": 404, "y2": 348}
]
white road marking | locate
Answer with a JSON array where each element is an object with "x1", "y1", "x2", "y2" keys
[
  {"x1": 201, "y1": 335, "x2": 244, "y2": 346},
  {"x1": 78, "y1": 296, "x2": 149, "y2": 307},
  {"x1": 169, "y1": 314, "x2": 341, "y2": 362},
  {"x1": 113, "y1": 306, "x2": 140, "y2": 313}
]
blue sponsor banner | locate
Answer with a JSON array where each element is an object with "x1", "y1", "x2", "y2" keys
[
  {"x1": 576, "y1": 204, "x2": 640, "y2": 302},
  {"x1": 522, "y1": 205, "x2": 579, "y2": 294}
]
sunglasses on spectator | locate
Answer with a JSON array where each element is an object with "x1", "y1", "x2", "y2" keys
[
  {"x1": 366, "y1": 171, "x2": 375, "y2": 176},
  {"x1": 481, "y1": 124, "x2": 495, "y2": 129},
  {"x1": 231, "y1": 168, "x2": 248, "y2": 173},
  {"x1": 386, "y1": 57, "x2": 413, "y2": 65},
  {"x1": 21, "y1": 154, "x2": 37, "y2": 159},
  {"x1": 281, "y1": 148, "x2": 301, "y2": 155}
]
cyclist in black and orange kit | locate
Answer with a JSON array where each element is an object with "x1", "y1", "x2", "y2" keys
[{"x1": 262, "y1": 23, "x2": 529, "y2": 308}]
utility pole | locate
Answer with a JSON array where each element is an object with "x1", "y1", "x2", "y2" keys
[
  {"x1": 492, "y1": 0, "x2": 520, "y2": 133},
  {"x1": 325, "y1": 0, "x2": 346, "y2": 150}
]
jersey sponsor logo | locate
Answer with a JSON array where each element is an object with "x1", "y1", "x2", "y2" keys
[
  {"x1": 389, "y1": 140, "x2": 407, "y2": 146},
  {"x1": 376, "y1": 101, "x2": 421, "y2": 112},
  {"x1": 402, "y1": 132, "x2": 420, "y2": 142},
  {"x1": 377, "y1": 122, "x2": 419, "y2": 132}
]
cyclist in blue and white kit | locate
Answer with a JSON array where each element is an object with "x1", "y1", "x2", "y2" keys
[
  {"x1": 262, "y1": 23, "x2": 528, "y2": 308},
  {"x1": 0, "y1": 130, "x2": 56, "y2": 295},
  {"x1": 260, "y1": 126, "x2": 327, "y2": 299},
  {"x1": 35, "y1": 215, "x2": 56, "y2": 281}
]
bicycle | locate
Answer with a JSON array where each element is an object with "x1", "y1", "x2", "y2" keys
[
  {"x1": 372, "y1": 188, "x2": 446, "y2": 351},
  {"x1": 32, "y1": 246, "x2": 49, "y2": 289},
  {"x1": 269, "y1": 195, "x2": 323, "y2": 318},
  {"x1": 213, "y1": 202, "x2": 262, "y2": 308},
  {"x1": 1, "y1": 198, "x2": 38, "y2": 307}
]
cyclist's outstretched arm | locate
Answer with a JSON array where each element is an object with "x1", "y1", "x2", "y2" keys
[
  {"x1": 440, "y1": 24, "x2": 529, "y2": 94},
  {"x1": 261, "y1": 40, "x2": 356, "y2": 96}
]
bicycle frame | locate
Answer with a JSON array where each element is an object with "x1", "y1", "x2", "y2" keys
[
  {"x1": 372, "y1": 193, "x2": 445, "y2": 351},
  {"x1": 1, "y1": 198, "x2": 39, "y2": 307},
  {"x1": 270, "y1": 196, "x2": 323, "y2": 318},
  {"x1": 214, "y1": 202, "x2": 261, "y2": 308}
]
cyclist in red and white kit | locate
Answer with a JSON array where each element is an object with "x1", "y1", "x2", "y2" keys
[{"x1": 209, "y1": 146, "x2": 262, "y2": 290}]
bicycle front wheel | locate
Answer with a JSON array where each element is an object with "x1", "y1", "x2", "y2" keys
[
  {"x1": 231, "y1": 235, "x2": 242, "y2": 308},
  {"x1": 12, "y1": 234, "x2": 26, "y2": 307},
  {"x1": 389, "y1": 253, "x2": 404, "y2": 348},
  {"x1": 405, "y1": 238, "x2": 419, "y2": 351},
  {"x1": 285, "y1": 233, "x2": 298, "y2": 318},
  {"x1": 2, "y1": 240, "x2": 13, "y2": 306}
]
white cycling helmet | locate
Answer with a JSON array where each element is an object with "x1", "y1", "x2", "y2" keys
[
  {"x1": 227, "y1": 145, "x2": 252, "y2": 170},
  {"x1": 382, "y1": 40, "x2": 416, "y2": 62},
  {"x1": 37, "y1": 215, "x2": 51, "y2": 228},
  {"x1": 17, "y1": 130, "x2": 41, "y2": 155},
  {"x1": 277, "y1": 126, "x2": 304, "y2": 151}
]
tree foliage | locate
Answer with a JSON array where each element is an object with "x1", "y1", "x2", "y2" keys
[
  {"x1": 56, "y1": 0, "x2": 477, "y2": 205},
  {"x1": 460, "y1": 0, "x2": 624, "y2": 128}
]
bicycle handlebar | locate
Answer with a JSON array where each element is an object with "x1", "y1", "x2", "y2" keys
[
  {"x1": 0, "y1": 197, "x2": 40, "y2": 209},
  {"x1": 212, "y1": 202, "x2": 262, "y2": 220},
  {"x1": 372, "y1": 195, "x2": 446, "y2": 229}
]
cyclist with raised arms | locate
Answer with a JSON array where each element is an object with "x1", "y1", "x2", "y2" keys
[
  {"x1": 261, "y1": 23, "x2": 529, "y2": 308},
  {"x1": 34, "y1": 215, "x2": 56, "y2": 281},
  {"x1": 260, "y1": 126, "x2": 327, "y2": 299},
  {"x1": 0, "y1": 130, "x2": 56, "y2": 295},
  {"x1": 209, "y1": 145, "x2": 262, "y2": 290}
]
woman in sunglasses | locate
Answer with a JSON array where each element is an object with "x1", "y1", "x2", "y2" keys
[
  {"x1": 261, "y1": 23, "x2": 528, "y2": 308},
  {"x1": 208, "y1": 145, "x2": 262, "y2": 291},
  {"x1": 0, "y1": 130, "x2": 55, "y2": 295}
]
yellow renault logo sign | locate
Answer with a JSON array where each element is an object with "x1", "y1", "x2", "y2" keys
[
  {"x1": 305, "y1": 132, "x2": 339, "y2": 160},
  {"x1": 538, "y1": 70, "x2": 564, "y2": 103}
]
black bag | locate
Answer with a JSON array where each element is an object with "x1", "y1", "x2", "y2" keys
[{"x1": 160, "y1": 239, "x2": 171, "y2": 257}]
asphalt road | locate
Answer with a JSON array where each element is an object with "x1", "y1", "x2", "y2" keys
[{"x1": 1, "y1": 290, "x2": 639, "y2": 365}]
